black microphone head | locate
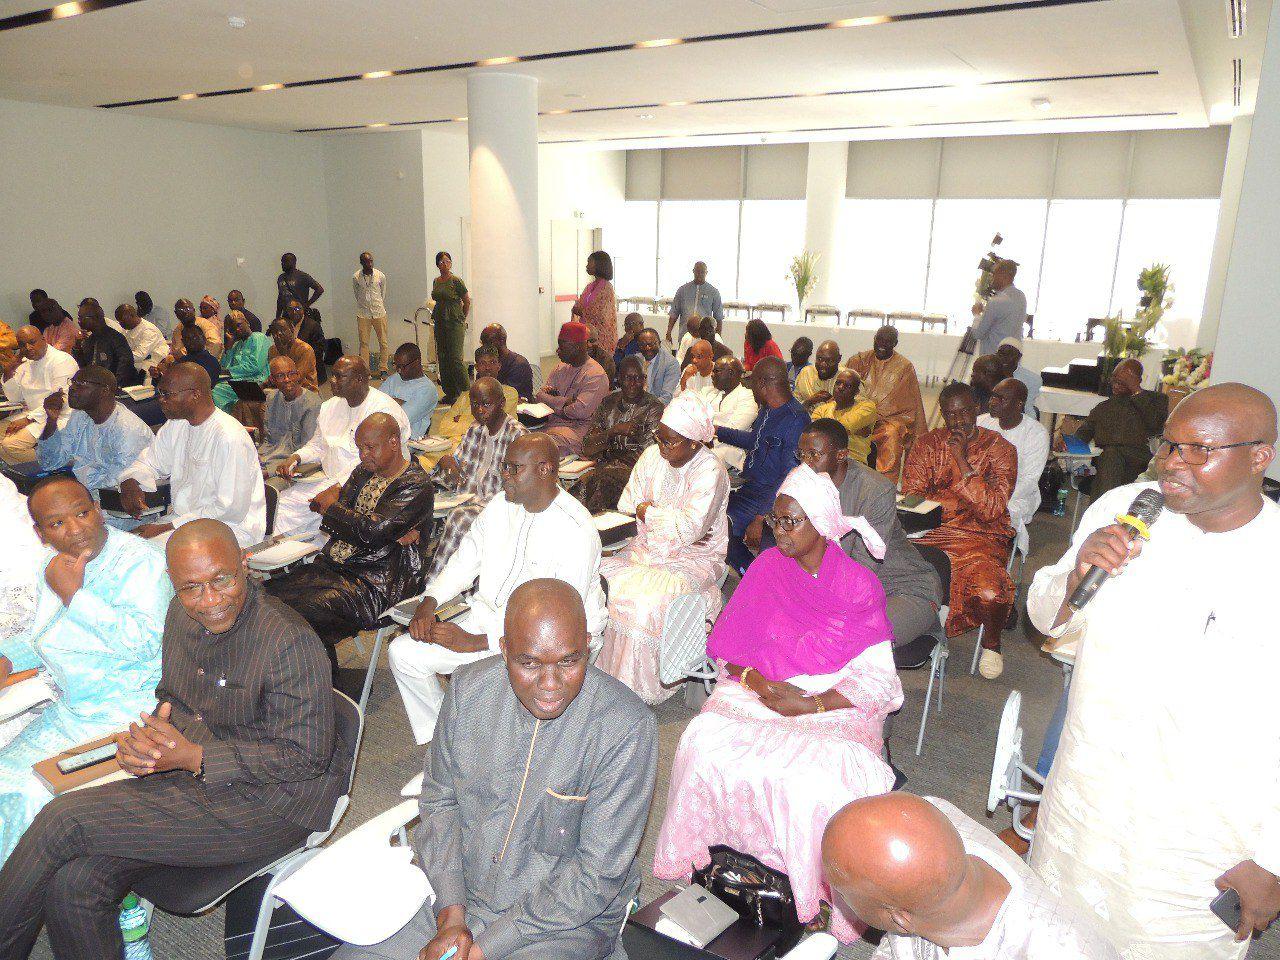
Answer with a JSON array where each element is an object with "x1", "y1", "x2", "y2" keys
[{"x1": 1128, "y1": 489, "x2": 1165, "y2": 526}]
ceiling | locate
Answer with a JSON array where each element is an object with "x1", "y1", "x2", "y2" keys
[{"x1": 0, "y1": 0, "x2": 1268, "y2": 144}]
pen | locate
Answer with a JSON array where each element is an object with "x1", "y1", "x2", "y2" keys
[{"x1": 440, "y1": 948, "x2": 457, "y2": 960}]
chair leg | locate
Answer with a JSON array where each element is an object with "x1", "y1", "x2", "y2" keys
[
  {"x1": 359, "y1": 626, "x2": 393, "y2": 712},
  {"x1": 970, "y1": 624, "x2": 984, "y2": 675},
  {"x1": 915, "y1": 647, "x2": 940, "y2": 756},
  {"x1": 936, "y1": 644, "x2": 947, "y2": 712}
]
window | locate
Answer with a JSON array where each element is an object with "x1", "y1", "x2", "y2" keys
[
  {"x1": 737, "y1": 200, "x2": 806, "y2": 307},
  {"x1": 831, "y1": 199, "x2": 933, "y2": 315},
  {"x1": 656, "y1": 201, "x2": 740, "y2": 302},
  {"x1": 607, "y1": 201, "x2": 658, "y2": 298},
  {"x1": 1036, "y1": 200, "x2": 1124, "y2": 342}
]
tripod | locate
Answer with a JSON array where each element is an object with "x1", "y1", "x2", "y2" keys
[{"x1": 927, "y1": 329, "x2": 978, "y2": 430}]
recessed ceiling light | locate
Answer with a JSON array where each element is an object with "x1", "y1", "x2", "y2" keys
[
  {"x1": 478, "y1": 56, "x2": 521, "y2": 66},
  {"x1": 638, "y1": 113, "x2": 655, "y2": 120},
  {"x1": 544, "y1": 109, "x2": 571, "y2": 116},
  {"x1": 178, "y1": 93, "x2": 199, "y2": 101},
  {"x1": 635, "y1": 38, "x2": 683, "y2": 48},
  {"x1": 255, "y1": 83, "x2": 283, "y2": 92},
  {"x1": 50, "y1": 2, "x2": 84, "y2": 19},
  {"x1": 363, "y1": 70, "x2": 394, "y2": 80},
  {"x1": 665, "y1": 101, "x2": 690, "y2": 107},
  {"x1": 1032, "y1": 97, "x2": 1052, "y2": 111},
  {"x1": 563, "y1": 93, "x2": 586, "y2": 99},
  {"x1": 227, "y1": 15, "x2": 246, "y2": 28},
  {"x1": 828, "y1": 15, "x2": 891, "y2": 28},
  {"x1": 452, "y1": 116, "x2": 468, "y2": 123},
  {"x1": 367, "y1": 122, "x2": 389, "y2": 128}
]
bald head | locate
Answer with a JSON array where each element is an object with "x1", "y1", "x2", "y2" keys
[
  {"x1": 500, "y1": 578, "x2": 591, "y2": 721},
  {"x1": 167, "y1": 518, "x2": 241, "y2": 565},
  {"x1": 1176, "y1": 382, "x2": 1277, "y2": 445},
  {"x1": 510, "y1": 432, "x2": 558, "y2": 467},
  {"x1": 823, "y1": 794, "x2": 988, "y2": 944},
  {"x1": 355, "y1": 411, "x2": 406, "y2": 476},
  {"x1": 356, "y1": 411, "x2": 401, "y2": 443},
  {"x1": 469, "y1": 375, "x2": 508, "y2": 432},
  {"x1": 750, "y1": 355, "x2": 789, "y2": 406}
]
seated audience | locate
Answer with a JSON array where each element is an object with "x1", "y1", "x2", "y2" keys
[
  {"x1": 574, "y1": 355, "x2": 663, "y2": 514},
  {"x1": 979, "y1": 378, "x2": 1050, "y2": 546},
  {"x1": 614, "y1": 311, "x2": 645, "y2": 369},
  {"x1": 1, "y1": 326, "x2": 78, "y2": 466},
  {"x1": 743, "y1": 317, "x2": 784, "y2": 372},
  {"x1": 0, "y1": 478, "x2": 167, "y2": 864},
  {"x1": 135, "y1": 290, "x2": 172, "y2": 337},
  {"x1": 173, "y1": 324, "x2": 221, "y2": 385},
  {"x1": 258, "y1": 356, "x2": 322, "y2": 472},
  {"x1": 901, "y1": 383, "x2": 1016, "y2": 680},
  {"x1": 423, "y1": 346, "x2": 518, "y2": 466},
  {"x1": 197, "y1": 295, "x2": 225, "y2": 352},
  {"x1": 654, "y1": 465, "x2": 902, "y2": 943},
  {"x1": 1064, "y1": 357, "x2": 1167, "y2": 498},
  {"x1": 786, "y1": 335, "x2": 813, "y2": 388},
  {"x1": 117, "y1": 364, "x2": 267, "y2": 547},
  {"x1": 30, "y1": 299, "x2": 79, "y2": 355},
  {"x1": 390, "y1": 434, "x2": 606, "y2": 745},
  {"x1": 822, "y1": 793, "x2": 1120, "y2": 959},
  {"x1": 213, "y1": 310, "x2": 271, "y2": 424},
  {"x1": 478, "y1": 323, "x2": 534, "y2": 401},
  {"x1": 587, "y1": 326, "x2": 616, "y2": 386},
  {"x1": 274, "y1": 357, "x2": 410, "y2": 539},
  {"x1": 268, "y1": 315, "x2": 319, "y2": 392},
  {"x1": 0, "y1": 520, "x2": 349, "y2": 960},
  {"x1": 71, "y1": 298, "x2": 137, "y2": 387},
  {"x1": 638, "y1": 327, "x2": 680, "y2": 404},
  {"x1": 811, "y1": 368, "x2": 877, "y2": 465},
  {"x1": 706, "y1": 355, "x2": 758, "y2": 472},
  {"x1": 110, "y1": 301, "x2": 169, "y2": 374},
  {"x1": 267, "y1": 413, "x2": 434, "y2": 684},
  {"x1": 598, "y1": 393, "x2": 729, "y2": 704},
  {"x1": 335, "y1": 579, "x2": 657, "y2": 960},
  {"x1": 290, "y1": 299, "x2": 329, "y2": 385},
  {"x1": 168, "y1": 297, "x2": 222, "y2": 360},
  {"x1": 673, "y1": 314, "x2": 706, "y2": 364},
  {"x1": 226, "y1": 289, "x2": 263, "y2": 333},
  {"x1": 379, "y1": 343, "x2": 439, "y2": 439},
  {"x1": 717, "y1": 356, "x2": 809, "y2": 573},
  {"x1": 677, "y1": 339, "x2": 715, "y2": 396},
  {"x1": 36, "y1": 366, "x2": 151, "y2": 496},
  {"x1": 798, "y1": 419, "x2": 942, "y2": 658},
  {"x1": 683, "y1": 317, "x2": 733, "y2": 367},
  {"x1": 0, "y1": 475, "x2": 40, "y2": 642},
  {"x1": 0, "y1": 320, "x2": 15, "y2": 361},
  {"x1": 847, "y1": 325, "x2": 927, "y2": 480},
  {"x1": 995, "y1": 337, "x2": 1041, "y2": 416},
  {"x1": 428, "y1": 376, "x2": 526, "y2": 578},
  {"x1": 795, "y1": 339, "x2": 842, "y2": 407},
  {"x1": 534, "y1": 321, "x2": 610, "y2": 456},
  {"x1": 969, "y1": 354, "x2": 1003, "y2": 414}
]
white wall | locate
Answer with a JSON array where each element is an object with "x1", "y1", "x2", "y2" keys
[{"x1": 0, "y1": 96, "x2": 330, "y2": 332}]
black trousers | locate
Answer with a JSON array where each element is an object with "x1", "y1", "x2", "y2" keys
[{"x1": 0, "y1": 772, "x2": 307, "y2": 960}]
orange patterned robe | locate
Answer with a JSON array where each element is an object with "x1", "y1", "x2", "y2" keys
[
  {"x1": 845, "y1": 350, "x2": 926, "y2": 480},
  {"x1": 901, "y1": 427, "x2": 1017, "y2": 637}
]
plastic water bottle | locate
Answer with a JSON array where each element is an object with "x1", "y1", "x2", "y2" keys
[
  {"x1": 1054, "y1": 486, "x2": 1069, "y2": 517},
  {"x1": 120, "y1": 893, "x2": 152, "y2": 960}
]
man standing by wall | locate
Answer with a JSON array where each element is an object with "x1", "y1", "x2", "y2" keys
[
  {"x1": 353, "y1": 251, "x2": 389, "y2": 377},
  {"x1": 666, "y1": 261, "x2": 724, "y2": 344}
]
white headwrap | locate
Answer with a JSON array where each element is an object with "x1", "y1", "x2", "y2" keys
[
  {"x1": 660, "y1": 392, "x2": 716, "y2": 444},
  {"x1": 776, "y1": 464, "x2": 886, "y2": 560}
]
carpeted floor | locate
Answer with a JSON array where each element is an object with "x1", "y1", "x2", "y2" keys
[{"x1": 27, "y1": 508, "x2": 1280, "y2": 959}]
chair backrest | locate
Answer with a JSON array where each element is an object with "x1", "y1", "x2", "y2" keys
[
  {"x1": 308, "y1": 690, "x2": 363, "y2": 848},
  {"x1": 914, "y1": 543, "x2": 952, "y2": 598},
  {"x1": 659, "y1": 593, "x2": 712, "y2": 686}
]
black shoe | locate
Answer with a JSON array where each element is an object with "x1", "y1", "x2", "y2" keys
[{"x1": 893, "y1": 634, "x2": 937, "y2": 671}]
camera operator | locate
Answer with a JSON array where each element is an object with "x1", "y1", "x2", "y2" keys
[{"x1": 970, "y1": 258, "x2": 1027, "y2": 357}]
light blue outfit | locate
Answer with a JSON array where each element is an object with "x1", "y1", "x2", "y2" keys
[
  {"x1": 668, "y1": 280, "x2": 724, "y2": 325},
  {"x1": 0, "y1": 528, "x2": 170, "y2": 864},
  {"x1": 1013, "y1": 363, "x2": 1042, "y2": 418},
  {"x1": 213, "y1": 332, "x2": 272, "y2": 411},
  {"x1": 35, "y1": 405, "x2": 153, "y2": 494},
  {"x1": 644, "y1": 349, "x2": 680, "y2": 404},
  {"x1": 378, "y1": 372, "x2": 439, "y2": 439}
]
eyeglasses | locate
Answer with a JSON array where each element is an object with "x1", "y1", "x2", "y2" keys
[
  {"x1": 175, "y1": 572, "x2": 239, "y2": 599},
  {"x1": 656, "y1": 435, "x2": 690, "y2": 450},
  {"x1": 1153, "y1": 438, "x2": 1265, "y2": 466},
  {"x1": 764, "y1": 513, "x2": 807, "y2": 532},
  {"x1": 499, "y1": 461, "x2": 525, "y2": 476}
]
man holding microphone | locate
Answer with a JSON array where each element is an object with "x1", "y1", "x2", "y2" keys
[{"x1": 1027, "y1": 382, "x2": 1280, "y2": 958}]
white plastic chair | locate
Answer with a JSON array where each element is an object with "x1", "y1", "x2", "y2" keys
[
  {"x1": 914, "y1": 604, "x2": 950, "y2": 757},
  {"x1": 658, "y1": 594, "x2": 717, "y2": 694},
  {"x1": 987, "y1": 689, "x2": 1044, "y2": 844}
]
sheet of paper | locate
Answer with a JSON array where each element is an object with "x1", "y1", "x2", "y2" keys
[
  {"x1": 409, "y1": 436, "x2": 451, "y2": 453},
  {"x1": 558, "y1": 459, "x2": 595, "y2": 476},
  {"x1": 517, "y1": 402, "x2": 553, "y2": 419},
  {"x1": 433, "y1": 492, "x2": 474, "y2": 512},
  {"x1": 592, "y1": 511, "x2": 635, "y2": 531}
]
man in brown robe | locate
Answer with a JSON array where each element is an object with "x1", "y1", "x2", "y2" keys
[{"x1": 846, "y1": 326, "x2": 927, "y2": 481}]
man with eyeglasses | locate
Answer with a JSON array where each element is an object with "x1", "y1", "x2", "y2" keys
[
  {"x1": 390, "y1": 433, "x2": 606, "y2": 745},
  {"x1": 117, "y1": 363, "x2": 267, "y2": 548},
  {"x1": 1027, "y1": 382, "x2": 1280, "y2": 958},
  {"x1": 0, "y1": 518, "x2": 349, "y2": 959},
  {"x1": 378, "y1": 342, "x2": 439, "y2": 440},
  {"x1": 258, "y1": 356, "x2": 321, "y2": 474},
  {"x1": 1059, "y1": 357, "x2": 1168, "y2": 499}
]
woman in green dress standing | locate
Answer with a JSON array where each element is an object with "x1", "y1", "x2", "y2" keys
[{"x1": 431, "y1": 250, "x2": 471, "y2": 403}]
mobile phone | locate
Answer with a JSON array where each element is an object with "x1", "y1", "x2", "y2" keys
[
  {"x1": 1211, "y1": 888, "x2": 1242, "y2": 932},
  {"x1": 56, "y1": 741, "x2": 118, "y2": 775},
  {"x1": 898, "y1": 494, "x2": 926, "y2": 509}
]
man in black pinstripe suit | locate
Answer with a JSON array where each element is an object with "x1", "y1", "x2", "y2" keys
[{"x1": 0, "y1": 519, "x2": 348, "y2": 960}]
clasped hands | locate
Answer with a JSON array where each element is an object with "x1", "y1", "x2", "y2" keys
[
  {"x1": 741, "y1": 669, "x2": 816, "y2": 717},
  {"x1": 408, "y1": 599, "x2": 488, "y2": 654},
  {"x1": 117, "y1": 702, "x2": 203, "y2": 777}
]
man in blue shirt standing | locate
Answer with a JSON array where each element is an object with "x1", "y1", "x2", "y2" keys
[
  {"x1": 715, "y1": 356, "x2": 810, "y2": 573},
  {"x1": 638, "y1": 328, "x2": 679, "y2": 404},
  {"x1": 380, "y1": 343, "x2": 439, "y2": 439},
  {"x1": 665, "y1": 261, "x2": 724, "y2": 345}
]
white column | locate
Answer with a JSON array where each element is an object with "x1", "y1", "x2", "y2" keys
[
  {"x1": 802, "y1": 141, "x2": 848, "y2": 308},
  {"x1": 1210, "y1": 0, "x2": 1280, "y2": 453},
  {"x1": 467, "y1": 72, "x2": 540, "y2": 363},
  {"x1": 1197, "y1": 115, "x2": 1252, "y2": 349}
]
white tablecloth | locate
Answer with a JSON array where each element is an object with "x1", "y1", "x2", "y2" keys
[{"x1": 1038, "y1": 387, "x2": 1105, "y2": 418}]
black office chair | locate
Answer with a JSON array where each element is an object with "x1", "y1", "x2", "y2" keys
[{"x1": 133, "y1": 691, "x2": 362, "y2": 960}]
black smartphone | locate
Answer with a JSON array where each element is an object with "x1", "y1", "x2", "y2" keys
[{"x1": 1211, "y1": 888, "x2": 1242, "y2": 932}]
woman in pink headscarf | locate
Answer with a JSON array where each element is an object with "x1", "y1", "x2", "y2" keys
[
  {"x1": 598, "y1": 392, "x2": 729, "y2": 704},
  {"x1": 653, "y1": 463, "x2": 903, "y2": 942}
]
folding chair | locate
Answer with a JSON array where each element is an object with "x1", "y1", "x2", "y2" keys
[
  {"x1": 133, "y1": 691, "x2": 362, "y2": 960},
  {"x1": 911, "y1": 545, "x2": 951, "y2": 756},
  {"x1": 659, "y1": 594, "x2": 717, "y2": 698},
  {"x1": 987, "y1": 689, "x2": 1044, "y2": 844}
]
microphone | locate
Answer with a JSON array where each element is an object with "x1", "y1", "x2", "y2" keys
[{"x1": 1066, "y1": 489, "x2": 1164, "y2": 611}]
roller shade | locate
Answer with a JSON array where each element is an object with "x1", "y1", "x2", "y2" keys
[
  {"x1": 625, "y1": 149, "x2": 662, "y2": 201},
  {"x1": 1128, "y1": 127, "x2": 1228, "y2": 199},
  {"x1": 847, "y1": 138, "x2": 940, "y2": 198},
  {"x1": 1053, "y1": 131, "x2": 1131, "y2": 198},
  {"x1": 661, "y1": 145, "x2": 744, "y2": 200},
  {"x1": 743, "y1": 143, "x2": 807, "y2": 199},
  {"x1": 938, "y1": 134, "x2": 1055, "y2": 199}
]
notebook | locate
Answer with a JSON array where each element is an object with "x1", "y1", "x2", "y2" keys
[
  {"x1": 516, "y1": 402, "x2": 553, "y2": 420},
  {"x1": 0, "y1": 674, "x2": 54, "y2": 724},
  {"x1": 247, "y1": 540, "x2": 319, "y2": 570}
]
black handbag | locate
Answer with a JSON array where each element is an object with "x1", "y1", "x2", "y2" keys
[{"x1": 692, "y1": 845, "x2": 802, "y2": 932}]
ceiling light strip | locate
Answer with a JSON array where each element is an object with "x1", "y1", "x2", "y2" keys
[
  {"x1": 98, "y1": 0, "x2": 1110, "y2": 108},
  {"x1": 293, "y1": 68, "x2": 1156, "y2": 133},
  {"x1": 0, "y1": 0, "x2": 143, "y2": 33}
]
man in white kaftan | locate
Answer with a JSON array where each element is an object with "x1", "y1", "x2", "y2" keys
[
  {"x1": 390, "y1": 434, "x2": 606, "y2": 744},
  {"x1": 706, "y1": 356, "x2": 758, "y2": 472},
  {"x1": 978, "y1": 376, "x2": 1049, "y2": 552},
  {"x1": 597, "y1": 392, "x2": 729, "y2": 704},
  {"x1": 1027, "y1": 382, "x2": 1280, "y2": 959},
  {"x1": 273, "y1": 357, "x2": 409, "y2": 539}
]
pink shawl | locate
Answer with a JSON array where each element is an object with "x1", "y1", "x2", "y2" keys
[
  {"x1": 578, "y1": 278, "x2": 605, "y2": 312},
  {"x1": 706, "y1": 545, "x2": 892, "y2": 681}
]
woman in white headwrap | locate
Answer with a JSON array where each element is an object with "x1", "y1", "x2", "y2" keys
[{"x1": 597, "y1": 392, "x2": 730, "y2": 704}]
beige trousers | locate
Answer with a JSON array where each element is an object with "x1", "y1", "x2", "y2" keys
[
  {"x1": 0, "y1": 428, "x2": 37, "y2": 465},
  {"x1": 358, "y1": 315, "x2": 389, "y2": 373}
]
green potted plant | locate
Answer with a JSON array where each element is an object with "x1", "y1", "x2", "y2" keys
[
  {"x1": 788, "y1": 251, "x2": 820, "y2": 319},
  {"x1": 1099, "y1": 263, "x2": 1172, "y2": 393}
]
